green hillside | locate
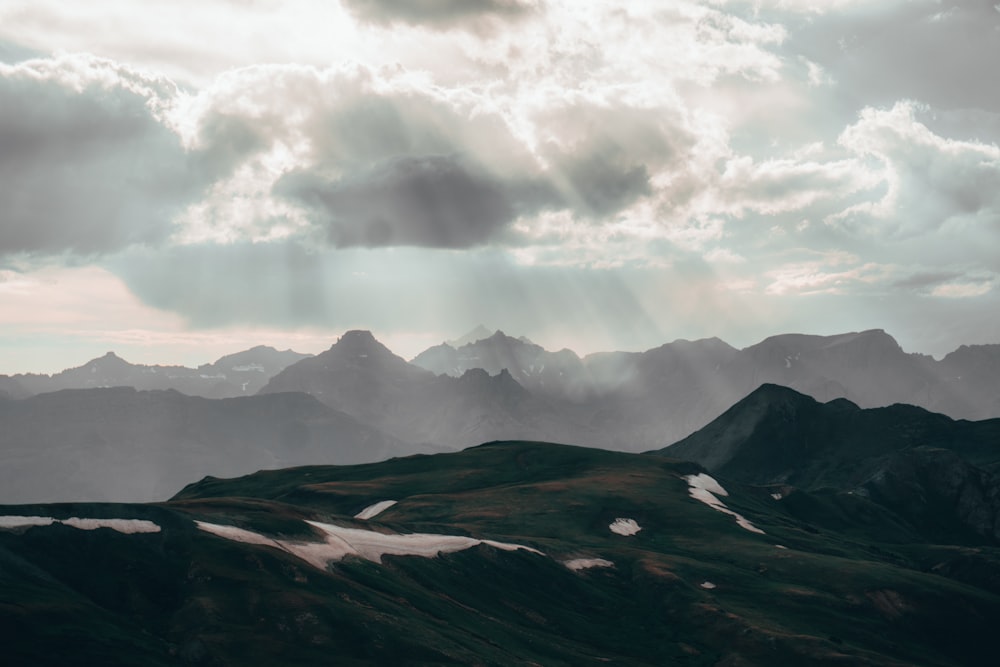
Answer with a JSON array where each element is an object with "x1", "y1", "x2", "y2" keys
[{"x1": 2, "y1": 441, "x2": 998, "y2": 665}]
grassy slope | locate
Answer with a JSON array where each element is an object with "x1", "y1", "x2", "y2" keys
[{"x1": 1, "y1": 441, "x2": 998, "y2": 666}]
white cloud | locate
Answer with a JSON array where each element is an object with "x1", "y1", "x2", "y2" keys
[{"x1": 835, "y1": 100, "x2": 1000, "y2": 243}]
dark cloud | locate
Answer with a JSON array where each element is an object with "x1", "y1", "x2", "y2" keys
[
  {"x1": 546, "y1": 142, "x2": 651, "y2": 218},
  {"x1": 341, "y1": 0, "x2": 537, "y2": 30},
  {"x1": 278, "y1": 154, "x2": 530, "y2": 248},
  {"x1": 193, "y1": 110, "x2": 273, "y2": 176},
  {"x1": 0, "y1": 59, "x2": 213, "y2": 256}
]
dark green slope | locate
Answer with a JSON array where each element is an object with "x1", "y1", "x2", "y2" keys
[
  {"x1": 657, "y1": 384, "x2": 1000, "y2": 545},
  {"x1": 1, "y1": 442, "x2": 998, "y2": 666}
]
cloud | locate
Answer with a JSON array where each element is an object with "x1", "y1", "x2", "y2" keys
[
  {"x1": 182, "y1": 63, "x2": 712, "y2": 248},
  {"x1": 341, "y1": 0, "x2": 538, "y2": 31},
  {"x1": 835, "y1": 101, "x2": 1000, "y2": 247},
  {"x1": 279, "y1": 154, "x2": 528, "y2": 248},
  {"x1": 0, "y1": 55, "x2": 219, "y2": 256}
]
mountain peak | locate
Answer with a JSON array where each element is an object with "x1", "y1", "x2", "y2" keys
[
  {"x1": 336, "y1": 330, "x2": 378, "y2": 346},
  {"x1": 85, "y1": 351, "x2": 131, "y2": 369},
  {"x1": 447, "y1": 325, "x2": 494, "y2": 348}
]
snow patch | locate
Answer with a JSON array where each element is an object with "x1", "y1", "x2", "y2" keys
[
  {"x1": 775, "y1": 544, "x2": 788, "y2": 549},
  {"x1": 685, "y1": 473, "x2": 729, "y2": 497},
  {"x1": 770, "y1": 492, "x2": 783, "y2": 501},
  {"x1": 196, "y1": 519, "x2": 542, "y2": 570},
  {"x1": 0, "y1": 515, "x2": 160, "y2": 534},
  {"x1": 233, "y1": 363, "x2": 264, "y2": 372},
  {"x1": 354, "y1": 500, "x2": 397, "y2": 520},
  {"x1": 196, "y1": 521, "x2": 278, "y2": 547},
  {"x1": 609, "y1": 518, "x2": 641, "y2": 536},
  {"x1": 60, "y1": 518, "x2": 161, "y2": 533},
  {"x1": 683, "y1": 474, "x2": 765, "y2": 535},
  {"x1": 0, "y1": 515, "x2": 56, "y2": 529},
  {"x1": 700, "y1": 581, "x2": 717, "y2": 589},
  {"x1": 564, "y1": 558, "x2": 614, "y2": 571}
]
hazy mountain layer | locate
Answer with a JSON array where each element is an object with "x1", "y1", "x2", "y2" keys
[
  {"x1": 260, "y1": 330, "x2": 598, "y2": 451},
  {"x1": 412, "y1": 329, "x2": 1000, "y2": 444},
  {"x1": 0, "y1": 346, "x2": 310, "y2": 400},
  {"x1": 0, "y1": 388, "x2": 406, "y2": 504},
  {"x1": 2, "y1": 441, "x2": 997, "y2": 666}
]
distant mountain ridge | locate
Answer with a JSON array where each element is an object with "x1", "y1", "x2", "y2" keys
[
  {"x1": 260, "y1": 330, "x2": 596, "y2": 451},
  {"x1": 411, "y1": 328, "x2": 1000, "y2": 434},
  {"x1": 0, "y1": 345, "x2": 311, "y2": 400},
  {"x1": 3, "y1": 327, "x2": 1000, "y2": 506},
  {"x1": 0, "y1": 387, "x2": 405, "y2": 503}
]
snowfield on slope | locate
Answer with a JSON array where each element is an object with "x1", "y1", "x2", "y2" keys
[
  {"x1": 196, "y1": 519, "x2": 543, "y2": 570},
  {"x1": 609, "y1": 518, "x2": 642, "y2": 536},
  {"x1": 354, "y1": 500, "x2": 397, "y2": 520},
  {"x1": 564, "y1": 558, "x2": 614, "y2": 571},
  {"x1": 0, "y1": 516, "x2": 161, "y2": 533},
  {"x1": 683, "y1": 474, "x2": 765, "y2": 534}
]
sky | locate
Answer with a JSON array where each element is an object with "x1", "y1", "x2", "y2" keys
[{"x1": 1, "y1": 0, "x2": 999, "y2": 373}]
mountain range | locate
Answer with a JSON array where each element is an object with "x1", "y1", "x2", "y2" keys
[
  {"x1": 0, "y1": 346, "x2": 311, "y2": 400},
  {"x1": 2, "y1": 327, "x2": 1000, "y2": 504}
]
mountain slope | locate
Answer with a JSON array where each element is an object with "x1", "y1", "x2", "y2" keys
[
  {"x1": 261, "y1": 330, "x2": 597, "y2": 450},
  {"x1": 410, "y1": 329, "x2": 1000, "y2": 448},
  {"x1": 2, "y1": 441, "x2": 998, "y2": 666},
  {"x1": 412, "y1": 329, "x2": 591, "y2": 399},
  {"x1": 0, "y1": 388, "x2": 404, "y2": 504},
  {"x1": 3, "y1": 346, "x2": 310, "y2": 399},
  {"x1": 657, "y1": 383, "x2": 1000, "y2": 544}
]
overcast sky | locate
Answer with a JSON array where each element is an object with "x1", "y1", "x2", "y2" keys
[{"x1": 1, "y1": 0, "x2": 998, "y2": 373}]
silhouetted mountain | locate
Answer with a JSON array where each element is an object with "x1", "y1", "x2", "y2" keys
[
  {"x1": 2, "y1": 346, "x2": 310, "y2": 399},
  {"x1": 0, "y1": 387, "x2": 403, "y2": 504},
  {"x1": 412, "y1": 330, "x2": 590, "y2": 398},
  {"x1": 658, "y1": 383, "x2": 1000, "y2": 544},
  {"x1": 0, "y1": 375, "x2": 30, "y2": 400},
  {"x1": 937, "y1": 343, "x2": 1000, "y2": 420},
  {"x1": 735, "y1": 329, "x2": 942, "y2": 410},
  {"x1": 3, "y1": 442, "x2": 999, "y2": 666},
  {"x1": 261, "y1": 330, "x2": 597, "y2": 450},
  {"x1": 446, "y1": 323, "x2": 493, "y2": 348},
  {"x1": 412, "y1": 329, "x2": 1000, "y2": 448},
  {"x1": 577, "y1": 337, "x2": 744, "y2": 449}
]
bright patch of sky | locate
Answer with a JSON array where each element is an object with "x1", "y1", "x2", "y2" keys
[{"x1": 1, "y1": 0, "x2": 997, "y2": 372}]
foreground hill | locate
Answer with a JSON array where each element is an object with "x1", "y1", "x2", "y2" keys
[
  {"x1": 0, "y1": 388, "x2": 406, "y2": 504},
  {"x1": 2, "y1": 441, "x2": 999, "y2": 666},
  {"x1": 659, "y1": 384, "x2": 1000, "y2": 545}
]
